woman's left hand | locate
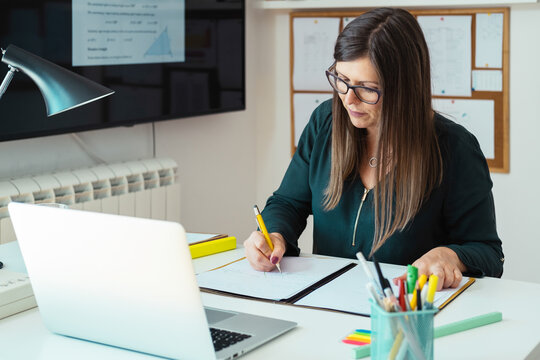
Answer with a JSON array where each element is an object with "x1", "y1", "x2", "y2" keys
[{"x1": 394, "y1": 247, "x2": 467, "y2": 291}]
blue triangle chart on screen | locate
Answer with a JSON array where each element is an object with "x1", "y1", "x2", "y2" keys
[{"x1": 145, "y1": 26, "x2": 173, "y2": 57}]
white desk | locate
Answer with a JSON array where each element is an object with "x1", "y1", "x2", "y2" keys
[{"x1": 1, "y1": 242, "x2": 539, "y2": 360}]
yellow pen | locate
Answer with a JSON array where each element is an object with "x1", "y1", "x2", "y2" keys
[
  {"x1": 425, "y1": 274, "x2": 439, "y2": 309},
  {"x1": 418, "y1": 274, "x2": 428, "y2": 290},
  {"x1": 410, "y1": 273, "x2": 428, "y2": 310},
  {"x1": 253, "y1": 205, "x2": 282, "y2": 273}
]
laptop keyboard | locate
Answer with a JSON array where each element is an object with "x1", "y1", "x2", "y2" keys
[{"x1": 210, "y1": 328, "x2": 252, "y2": 352}]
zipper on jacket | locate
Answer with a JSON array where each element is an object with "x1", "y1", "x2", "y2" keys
[{"x1": 352, "y1": 188, "x2": 370, "y2": 247}]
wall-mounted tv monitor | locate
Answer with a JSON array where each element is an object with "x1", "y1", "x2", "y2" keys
[{"x1": 0, "y1": 0, "x2": 245, "y2": 142}]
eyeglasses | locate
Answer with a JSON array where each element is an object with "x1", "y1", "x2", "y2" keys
[{"x1": 325, "y1": 70, "x2": 381, "y2": 105}]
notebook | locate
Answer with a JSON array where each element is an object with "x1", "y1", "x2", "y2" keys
[
  {"x1": 197, "y1": 257, "x2": 474, "y2": 317},
  {"x1": 187, "y1": 233, "x2": 237, "y2": 259},
  {"x1": 8, "y1": 202, "x2": 296, "y2": 360}
]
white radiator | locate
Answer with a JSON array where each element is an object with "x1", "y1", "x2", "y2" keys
[{"x1": 0, "y1": 157, "x2": 181, "y2": 244}]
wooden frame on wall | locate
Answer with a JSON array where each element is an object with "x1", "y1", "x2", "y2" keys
[{"x1": 290, "y1": 8, "x2": 510, "y2": 173}]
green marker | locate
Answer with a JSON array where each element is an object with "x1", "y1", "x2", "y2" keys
[{"x1": 407, "y1": 264, "x2": 418, "y2": 294}]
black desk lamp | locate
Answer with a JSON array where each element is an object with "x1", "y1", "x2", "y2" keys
[
  {"x1": 0, "y1": 44, "x2": 114, "y2": 116},
  {"x1": 0, "y1": 44, "x2": 114, "y2": 268}
]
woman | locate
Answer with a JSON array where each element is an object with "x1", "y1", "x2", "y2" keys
[{"x1": 244, "y1": 8, "x2": 504, "y2": 290}]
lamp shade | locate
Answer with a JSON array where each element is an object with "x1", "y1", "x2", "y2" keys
[{"x1": 1, "y1": 44, "x2": 114, "y2": 116}]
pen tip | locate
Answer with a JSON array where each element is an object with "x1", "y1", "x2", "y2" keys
[{"x1": 276, "y1": 263, "x2": 282, "y2": 273}]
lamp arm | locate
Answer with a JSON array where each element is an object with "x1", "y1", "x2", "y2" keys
[
  {"x1": 0, "y1": 65, "x2": 18, "y2": 100},
  {"x1": 0, "y1": 65, "x2": 19, "y2": 99}
]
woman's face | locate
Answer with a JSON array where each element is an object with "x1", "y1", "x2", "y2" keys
[{"x1": 335, "y1": 57, "x2": 382, "y2": 134}]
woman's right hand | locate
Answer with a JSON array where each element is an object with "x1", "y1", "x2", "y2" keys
[{"x1": 243, "y1": 231, "x2": 287, "y2": 272}]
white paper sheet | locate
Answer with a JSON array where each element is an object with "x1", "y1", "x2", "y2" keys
[
  {"x1": 293, "y1": 17, "x2": 340, "y2": 91},
  {"x1": 293, "y1": 93, "x2": 332, "y2": 147},
  {"x1": 196, "y1": 256, "x2": 354, "y2": 301},
  {"x1": 418, "y1": 16, "x2": 472, "y2": 97},
  {"x1": 295, "y1": 262, "x2": 471, "y2": 316},
  {"x1": 433, "y1": 99, "x2": 495, "y2": 159},
  {"x1": 472, "y1": 70, "x2": 503, "y2": 92},
  {"x1": 475, "y1": 13, "x2": 504, "y2": 68}
]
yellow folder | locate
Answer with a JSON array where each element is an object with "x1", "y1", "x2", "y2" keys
[{"x1": 189, "y1": 236, "x2": 237, "y2": 259}]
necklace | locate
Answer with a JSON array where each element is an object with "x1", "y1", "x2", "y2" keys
[{"x1": 368, "y1": 157, "x2": 378, "y2": 168}]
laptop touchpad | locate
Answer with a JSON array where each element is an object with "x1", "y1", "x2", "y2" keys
[{"x1": 205, "y1": 308, "x2": 236, "y2": 325}]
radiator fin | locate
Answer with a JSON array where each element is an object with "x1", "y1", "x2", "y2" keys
[{"x1": 0, "y1": 158, "x2": 181, "y2": 244}]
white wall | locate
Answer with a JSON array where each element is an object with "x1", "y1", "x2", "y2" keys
[
  {"x1": 490, "y1": 4, "x2": 540, "y2": 282},
  {"x1": 1, "y1": 3, "x2": 538, "y2": 283},
  {"x1": 252, "y1": 4, "x2": 540, "y2": 283},
  {"x1": 0, "y1": 124, "x2": 153, "y2": 179}
]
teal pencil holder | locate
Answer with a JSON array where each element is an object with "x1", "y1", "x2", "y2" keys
[{"x1": 370, "y1": 299, "x2": 437, "y2": 360}]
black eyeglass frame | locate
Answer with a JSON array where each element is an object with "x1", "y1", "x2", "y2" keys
[{"x1": 325, "y1": 69, "x2": 382, "y2": 105}]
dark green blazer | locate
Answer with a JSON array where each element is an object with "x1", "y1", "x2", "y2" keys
[{"x1": 263, "y1": 100, "x2": 504, "y2": 278}]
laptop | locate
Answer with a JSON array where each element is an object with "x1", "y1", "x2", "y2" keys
[{"x1": 8, "y1": 202, "x2": 296, "y2": 360}]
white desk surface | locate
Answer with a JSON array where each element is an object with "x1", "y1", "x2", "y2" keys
[{"x1": 1, "y1": 242, "x2": 539, "y2": 360}]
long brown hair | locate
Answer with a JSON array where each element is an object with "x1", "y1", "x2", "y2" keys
[{"x1": 323, "y1": 8, "x2": 442, "y2": 255}]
